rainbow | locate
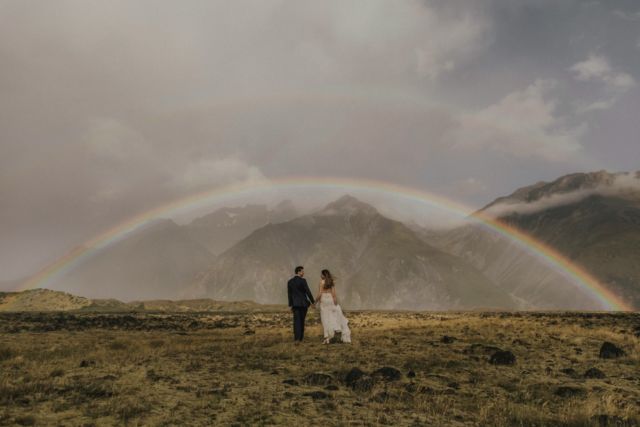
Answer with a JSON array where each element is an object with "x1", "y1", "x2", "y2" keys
[{"x1": 19, "y1": 176, "x2": 632, "y2": 311}]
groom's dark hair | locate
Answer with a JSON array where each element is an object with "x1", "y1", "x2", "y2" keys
[{"x1": 295, "y1": 266, "x2": 304, "y2": 274}]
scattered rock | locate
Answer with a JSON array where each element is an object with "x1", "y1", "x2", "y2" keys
[
  {"x1": 345, "y1": 368, "x2": 375, "y2": 392},
  {"x1": 419, "y1": 386, "x2": 455, "y2": 396},
  {"x1": 49, "y1": 369, "x2": 64, "y2": 377},
  {"x1": 441, "y1": 336, "x2": 456, "y2": 344},
  {"x1": 14, "y1": 415, "x2": 36, "y2": 426},
  {"x1": 555, "y1": 386, "x2": 585, "y2": 398},
  {"x1": 345, "y1": 367, "x2": 366, "y2": 387},
  {"x1": 489, "y1": 350, "x2": 516, "y2": 365},
  {"x1": 592, "y1": 414, "x2": 628, "y2": 427},
  {"x1": 464, "y1": 343, "x2": 502, "y2": 356},
  {"x1": 584, "y1": 367, "x2": 606, "y2": 379},
  {"x1": 354, "y1": 376, "x2": 375, "y2": 392},
  {"x1": 372, "y1": 366, "x2": 402, "y2": 381},
  {"x1": 371, "y1": 391, "x2": 391, "y2": 403},
  {"x1": 419, "y1": 386, "x2": 435, "y2": 395},
  {"x1": 599, "y1": 342, "x2": 625, "y2": 359},
  {"x1": 404, "y1": 383, "x2": 418, "y2": 393},
  {"x1": 303, "y1": 372, "x2": 333, "y2": 386},
  {"x1": 282, "y1": 379, "x2": 299, "y2": 386},
  {"x1": 303, "y1": 391, "x2": 329, "y2": 400},
  {"x1": 560, "y1": 368, "x2": 578, "y2": 378}
]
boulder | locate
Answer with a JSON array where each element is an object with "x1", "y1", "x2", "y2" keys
[
  {"x1": 489, "y1": 350, "x2": 516, "y2": 365},
  {"x1": 303, "y1": 372, "x2": 333, "y2": 386},
  {"x1": 599, "y1": 342, "x2": 625, "y2": 359},
  {"x1": 372, "y1": 366, "x2": 402, "y2": 381},
  {"x1": 584, "y1": 367, "x2": 606, "y2": 379}
]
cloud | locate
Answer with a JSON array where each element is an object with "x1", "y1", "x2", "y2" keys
[
  {"x1": 170, "y1": 157, "x2": 267, "y2": 191},
  {"x1": 447, "y1": 79, "x2": 584, "y2": 161},
  {"x1": 446, "y1": 177, "x2": 489, "y2": 198},
  {"x1": 483, "y1": 172, "x2": 640, "y2": 218},
  {"x1": 2, "y1": 0, "x2": 640, "y2": 281},
  {"x1": 574, "y1": 98, "x2": 617, "y2": 114},
  {"x1": 612, "y1": 9, "x2": 640, "y2": 21},
  {"x1": 570, "y1": 54, "x2": 636, "y2": 92}
]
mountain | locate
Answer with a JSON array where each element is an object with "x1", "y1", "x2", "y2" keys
[
  {"x1": 183, "y1": 200, "x2": 299, "y2": 255},
  {"x1": 422, "y1": 171, "x2": 640, "y2": 310},
  {"x1": 48, "y1": 218, "x2": 214, "y2": 301},
  {"x1": 187, "y1": 195, "x2": 515, "y2": 310}
]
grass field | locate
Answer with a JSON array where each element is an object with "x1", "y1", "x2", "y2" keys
[{"x1": 1, "y1": 310, "x2": 639, "y2": 426}]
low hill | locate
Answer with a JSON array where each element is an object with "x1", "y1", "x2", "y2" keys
[
  {"x1": 0, "y1": 288, "x2": 92, "y2": 312},
  {"x1": 0, "y1": 288, "x2": 282, "y2": 312}
]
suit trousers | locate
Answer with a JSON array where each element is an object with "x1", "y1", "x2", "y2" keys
[{"x1": 292, "y1": 306, "x2": 308, "y2": 341}]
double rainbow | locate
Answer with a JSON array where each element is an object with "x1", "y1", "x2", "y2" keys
[{"x1": 19, "y1": 176, "x2": 632, "y2": 311}]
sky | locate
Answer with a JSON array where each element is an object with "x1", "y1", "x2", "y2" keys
[{"x1": 1, "y1": 0, "x2": 640, "y2": 281}]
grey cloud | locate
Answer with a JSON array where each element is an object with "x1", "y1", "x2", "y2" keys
[{"x1": 1, "y1": 0, "x2": 639, "y2": 281}]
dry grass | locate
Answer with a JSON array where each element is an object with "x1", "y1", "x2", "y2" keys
[{"x1": 0, "y1": 310, "x2": 638, "y2": 426}]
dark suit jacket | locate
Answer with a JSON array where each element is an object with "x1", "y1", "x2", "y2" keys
[{"x1": 288, "y1": 276, "x2": 315, "y2": 308}]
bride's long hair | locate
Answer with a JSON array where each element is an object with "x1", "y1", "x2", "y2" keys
[{"x1": 321, "y1": 269, "x2": 335, "y2": 289}]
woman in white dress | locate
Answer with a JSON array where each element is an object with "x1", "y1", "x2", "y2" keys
[{"x1": 314, "y1": 269, "x2": 351, "y2": 344}]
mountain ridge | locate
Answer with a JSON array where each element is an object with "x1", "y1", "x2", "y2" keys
[
  {"x1": 426, "y1": 170, "x2": 640, "y2": 310},
  {"x1": 188, "y1": 195, "x2": 516, "y2": 310}
]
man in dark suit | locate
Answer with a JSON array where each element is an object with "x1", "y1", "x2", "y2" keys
[{"x1": 287, "y1": 266, "x2": 315, "y2": 342}]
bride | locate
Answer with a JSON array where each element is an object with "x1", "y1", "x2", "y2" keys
[{"x1": 314, "y1": 269, "x2": 351, "y2": 344}]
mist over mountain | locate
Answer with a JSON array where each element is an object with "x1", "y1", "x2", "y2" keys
[
  {"x1": 47, "y1": 218, "x2": 213, "y2": 301},
  {"x1": 187, "y1": 195, "x2": 515, "y2": 310},
  {"x1": 424, "y1": 171, "x2": 640, "y2": 310},
  {"x1": 41, "y1": 201, "x2": 298, "y2": 301},
  {"x1": 481, "y1": 170, "x2": 640, "y2": 218}
]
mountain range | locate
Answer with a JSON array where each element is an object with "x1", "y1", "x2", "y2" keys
[
  {"x1": 19, "y1": 170, "x2": 640, "y2": 310},
  {"x1": 187, "y1": 195, "x2": 513, "y2": 310}
]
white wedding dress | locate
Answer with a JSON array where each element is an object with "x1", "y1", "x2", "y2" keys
[{"x1": 319, "y1": 292, "x2": 351, "y2": 343}]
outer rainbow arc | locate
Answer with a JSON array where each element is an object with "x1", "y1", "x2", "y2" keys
[{"x1": 19, "y1": 176, "x2": 632, "y2": 311}]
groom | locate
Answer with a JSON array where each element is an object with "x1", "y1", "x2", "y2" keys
[{"x1": 287, "y1": 266, "x2": 315, "y2": 342}]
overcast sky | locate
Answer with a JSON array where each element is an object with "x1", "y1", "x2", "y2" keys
[{"x1": 1, "y1": 0, "x2": 639, "y2": 281}]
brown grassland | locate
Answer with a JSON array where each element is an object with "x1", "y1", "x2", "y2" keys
[{"x1": 0, "y1": 309, "x2": 639, "y2": 426}]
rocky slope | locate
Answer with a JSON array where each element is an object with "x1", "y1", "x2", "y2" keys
[
  {"x1": 422, "y1": 171, "x2": 640, "y2": 310},
  {"x1": 183, "y1": 200, "x2": 299, "y2": 255}
]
